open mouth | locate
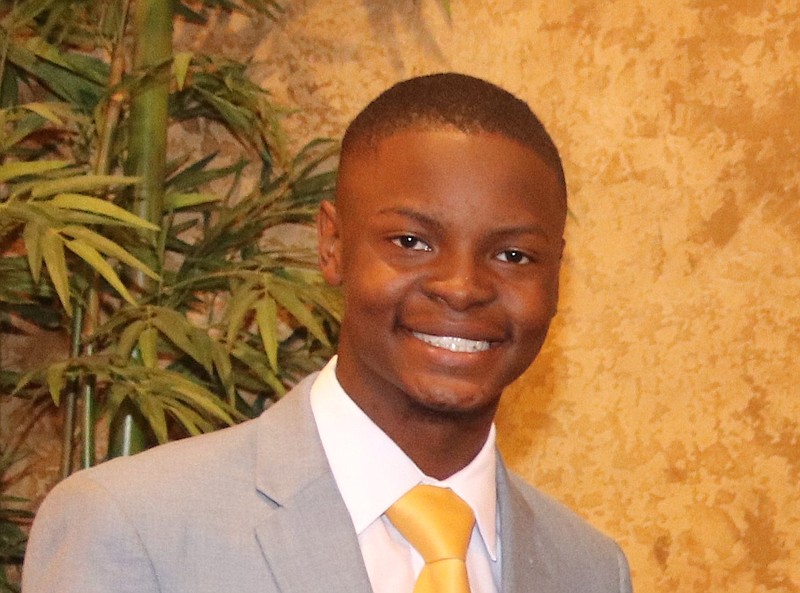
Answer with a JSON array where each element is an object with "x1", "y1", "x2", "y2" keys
[{"x1": 411, "y1": 331, "x2": 492, "y2": 353}]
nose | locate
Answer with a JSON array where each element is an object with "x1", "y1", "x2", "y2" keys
[{"x1": 422, "y1": 252, "x2": 496, "y2": 311}]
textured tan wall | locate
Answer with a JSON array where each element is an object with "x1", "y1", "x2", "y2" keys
[{"x1": 151, "y1": 2, "x2": 797, "y2": 591}]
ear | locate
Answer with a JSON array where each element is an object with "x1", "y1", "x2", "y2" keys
[{"x1": 317, "y1": 200, "x2": 343, "y2": 286}]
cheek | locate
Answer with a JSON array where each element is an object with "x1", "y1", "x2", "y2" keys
[
  {"x1": 341, "y1": 243, "x2": 414, "y2": 299},
  {"x1": 530, "y1": 268, "x2": 561, "y2": 317},
  {"x1": 506, "y1": 291, "x2": 556, "y2": 377},
  {"x1": 509, "y1": 282, "x2": 559, "y2": 332},
  {"x1": 341, "y1": 264, "x2": 410, "y2": 317}
]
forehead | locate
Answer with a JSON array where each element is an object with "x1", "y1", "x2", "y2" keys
[{"x1": 336, "y1": 129, "x2": 567, "y2": 229}]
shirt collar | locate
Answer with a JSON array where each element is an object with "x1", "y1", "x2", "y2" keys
[{"x1": 310, "y1": 357, "x2": 498, "y2": 559}]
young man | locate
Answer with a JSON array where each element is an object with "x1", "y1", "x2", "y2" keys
[{"x1": 23, "y1": 73, "x2": 632, "y2": 593}]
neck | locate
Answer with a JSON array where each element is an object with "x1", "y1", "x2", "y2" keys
[{"x1": 368, "y1": 401, "x2": 496, "y2": 480}]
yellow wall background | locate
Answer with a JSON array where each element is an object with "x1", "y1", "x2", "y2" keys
[
  {"x1": 178, "y1": 1, "x2": 799, "y2": 591},
  {"x1": 8, "y1": 1, "x2": 795, "y2": 592}
]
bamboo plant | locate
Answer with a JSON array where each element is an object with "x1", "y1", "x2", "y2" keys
[
  {"x1": 0, "y1": 448, "x2": 32, "y2": 593},
  {"x1": 0, "y1": 2, "x2": 341, "y2": 587},
  {"x1": 1, "y1": 0, "x2": 341, "y2": 460}
]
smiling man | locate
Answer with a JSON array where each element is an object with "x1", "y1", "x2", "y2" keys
[
  {"x1": 320, "y1": 126, "x2": 565, "y2": 479},
  {"x1": 23, "y1": 73, "x2": 632, "y2": 593}
]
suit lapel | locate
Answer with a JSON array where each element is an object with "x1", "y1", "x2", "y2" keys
[
  {"x1": 253, "y1": 375, "x2": 373, "y2": 593},
  {"x1": 497, "y1": 459, "x2": 557, "y2": 593},
  {"x1": 250, "y1": 378, "x2": 564, "y2": 593}
]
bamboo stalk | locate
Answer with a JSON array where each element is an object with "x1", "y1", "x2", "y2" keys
[
  {"x1": 108, "y1": 0, "x2": 173, "y2": 458},
  {"x1": 71, "y1": 0, "x2": 132, "y2": 470},
  {"x1": 128, "y1": 0, "x2": 171, "y2": 231},
  {"x1": 79, "y1": 286, "x2": 97, "y2": 469},
  {"x1": 60, "y1": 302, "x2": 83, "y2": 479}
]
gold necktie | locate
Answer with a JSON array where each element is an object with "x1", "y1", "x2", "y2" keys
[{"x1": 386, "y1": 485, "x2": 475, "y2": 593}]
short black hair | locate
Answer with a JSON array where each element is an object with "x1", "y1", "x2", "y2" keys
[{"x1": 341, "y1": 72, "x2": 566, "y2": 193}]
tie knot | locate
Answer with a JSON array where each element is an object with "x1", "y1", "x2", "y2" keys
[{"x1": 386, "y1": 485, "x2": 475, "y2": 563}]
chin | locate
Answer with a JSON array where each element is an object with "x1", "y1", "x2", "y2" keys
[{"x1": 409, "y1": 383, "x2": 501, "y2": 421}]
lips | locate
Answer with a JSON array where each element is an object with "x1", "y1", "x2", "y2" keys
[{"x1": 411, "y1": 331, "x2": 492, "y2": 353}]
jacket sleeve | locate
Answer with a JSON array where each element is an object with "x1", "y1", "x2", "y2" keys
[{"x1": 22, "y1": 474, "x2": 160, "y2": 593}]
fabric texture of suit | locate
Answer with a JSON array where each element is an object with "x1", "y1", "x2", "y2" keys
[{"x1": 23, "y1": 372, "x2": 632, "y2": 593}]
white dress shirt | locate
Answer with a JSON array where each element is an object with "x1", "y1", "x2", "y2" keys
[{"x1": 310, "y1": 357, "x2": 501, "y2": 593}]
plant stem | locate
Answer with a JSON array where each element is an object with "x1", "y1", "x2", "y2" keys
[
  {"x1": 80, "y1": 373, "x2": 95, "y2": 468},
  {"x1": 108, "y1": 0, "x2": 173, "y2": 458},
  {"x1": 79, "y1": 285, "x2": 98, "y2": 469},
  {"x1": 93, "y1": 0, "x2": 131, "y2": 175},
  {"x1": 60, "y1": 301, "x2": 83, "y2": 480},
  {"x1": 128, "y1": 0, "x2": 171, "y2": 231},
  {"x1": 78, "y1": 0, "x2": 132, "y2": 469},
  {"x1": 108, "y1": 398, "x2": 149, "y2": 457}
]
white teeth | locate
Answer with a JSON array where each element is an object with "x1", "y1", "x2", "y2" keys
[{"x1": 412, "y1": 332, "x2": 491, "y2": 353}]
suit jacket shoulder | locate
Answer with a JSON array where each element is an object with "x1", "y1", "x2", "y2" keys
[
  {"x1": 23, "y1": 373, "x2": 372, "y2": 593},
  {"x1": 498, "y1": 463, "x2": 633, "y2": 593}
]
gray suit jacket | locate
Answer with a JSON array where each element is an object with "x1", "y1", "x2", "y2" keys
[{"x1": 23, "y1": 373, "x2": 632, "y2": 593}]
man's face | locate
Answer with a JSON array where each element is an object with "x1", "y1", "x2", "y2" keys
[{"x1": 318, "y1": 128, "x2": 566, "y2": 427}]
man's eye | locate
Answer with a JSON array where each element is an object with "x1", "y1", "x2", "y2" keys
[
  {"x1": 392, "y1": 236, "x2": 431, "y2": 251},
  {"x1": 496, "y1": 249, "x2": 530, "y2": 264}
]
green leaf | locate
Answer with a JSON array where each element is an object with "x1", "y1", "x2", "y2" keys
[
  {"x1": 0, "y1": 159, "x2": 69, "y2": 183},
  {"x1": 138, "y1": 327, "x2": 159, "y2": 368},
  {"x1": 60, "y1": 225, "x2": 159, "y2": 281},
  {"x1": 46, "y1": 361, "x2": 68, "y2": 404},
  {"x1": 164, "y1": 192, "x2": 221, "y2": 210},
  {"x1": 165, "y1": 155, "x2": 246, "y2": 193},
  {"x1": 64, "y1": 238, "x2": 136, "y2": 305},
  {"x1": 0, "y1": 111, "x2": 46, "y2": 153},
  {"x1": 167, "y1": 375, "x2": 236, "y2": 425},
  {"x1": 29, "y1": 175, "x2": 139, "y2": 198},
  {"x1": 93, "y1": 307, "x2": 143, "y2": 338},
  {"x1": 2, "y1": 201, "x2": 48, "y2": 226},
  {"x1": 117, "y1": 319, "x2": 147, "y2": 361},
  {"x1": 269, "y1": 282, "x2": 329, "y2": 346},
  {"x1": 6, "y1": 40, "x2": 105, "y2": 108},
  {"x1": 23, "y1": 36, "x2": 109, "y2": 86},
  {"x1": 254, "y1": 295, "x2": 279, "y2": 371},
  {"x1": 45, "y1": 210, "x2": 148, "y2": 227},
  {"x1": 136, "y1": 395, "x2": 168, "y2": 443},
  {"x1": 166, "y1": 404, "x2": 210, "y2": 437},
  {"x1": 22, "y1": 219, "x2": 44, "y2": 282},
  {"x1": 151, "y1": 309, "x2": 210, "y2": 372},
  {"x1": 188, "y1": 327, "x2": 215, "y2": 374},
  {"x1": 51, "y1": 194, "x2": 160, "y2": 230},
  {"x1": 231, "y1": 342, "x2": 286, "y2": 395},
  {"x1": 209, "y1": 340, "x2": 235, "y2": 403},
  {"x1": 21, "y1": 101, "x2": 68, "y2": 124},
  {"x1": 173, "y1": 52, "x2": 193, "y2": 90},
  {"x1": 40, "y1": 229, "x2": 71, "y2": 315},
  {"x1": 225, "y1": 284, "x2": 260, "y2": 345}
]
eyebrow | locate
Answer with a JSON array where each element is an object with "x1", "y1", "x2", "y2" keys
[
  {"x1": 376, "y1": 206, "x2": 552, "y2": 241},
  {"x1": 377, "y1": 207, "x2": 445, "y2": 233}
]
